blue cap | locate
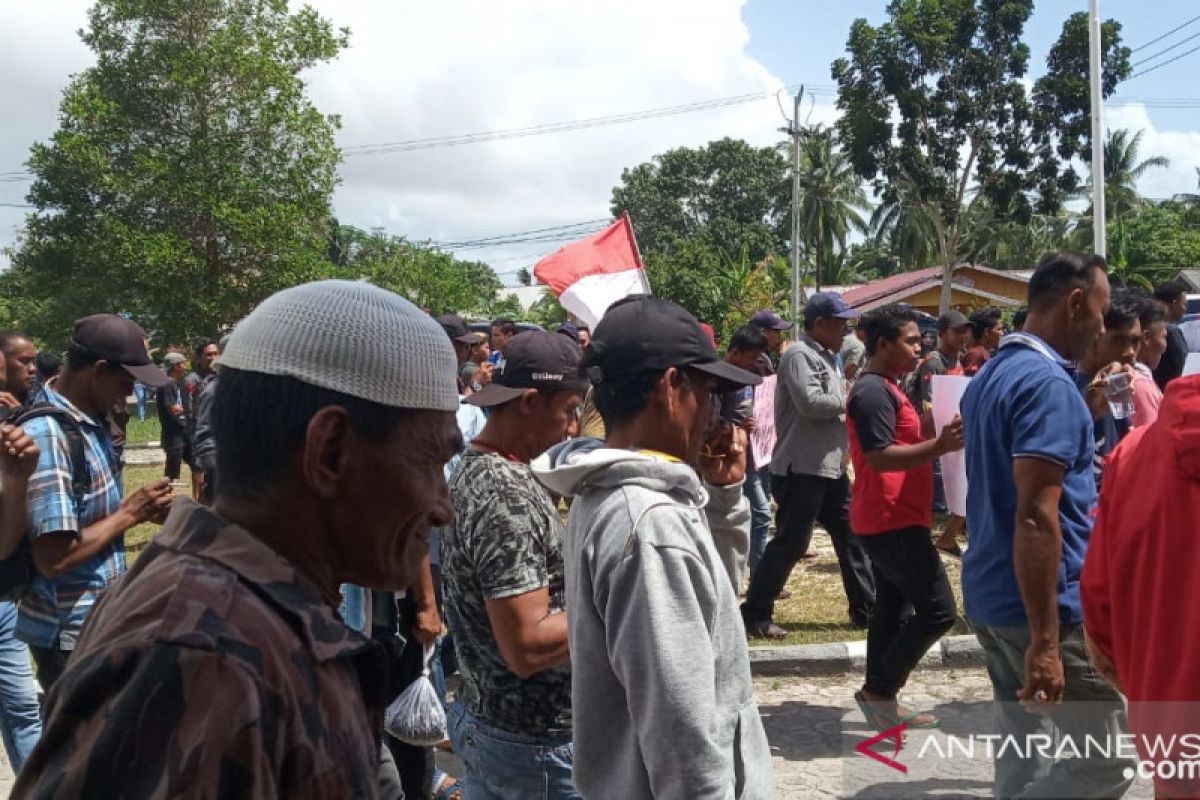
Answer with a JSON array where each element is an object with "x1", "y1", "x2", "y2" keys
[{"x1": 803, "y1": 292, "x2": 859, "y2": 325}]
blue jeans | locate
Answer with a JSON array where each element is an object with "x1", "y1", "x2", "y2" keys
[
  {"x1": 971, "y1": 621, "x2": 1134, "y2": 799},
  {"x1": 0, "y1": 601, "x2": 41, "y2": 771},
  {"x1": 932, "y1": 457, "x2": 949, "y2": 515},
  {"x1": 742, "y1": 465, "x2": 772, "y2": 578},
  {"x1": 447, "y1": 702, "x2": 579, "y2": 800},
  {"x1": 134, "y1": 383, "x2": 151, "y2": 421}
]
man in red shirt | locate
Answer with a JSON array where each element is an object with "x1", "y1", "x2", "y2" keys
[
  {"x1": 960, "y1": 308, "x2": 1004, "y2": 376},
  {"x1": 1082, "y1": 374, "x2": 1200, "y2": 798},
  {"x1": 847, "y1": 304, "x2": 963, "y2": 731}
]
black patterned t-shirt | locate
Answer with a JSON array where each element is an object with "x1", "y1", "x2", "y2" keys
[{"x1": 442, "y1": 451, "x2": 571, "y2": 735}]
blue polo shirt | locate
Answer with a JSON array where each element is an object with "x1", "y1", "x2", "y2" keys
[{"x1": 961, "y1": 333, "x2": 1096, "y2": 626}]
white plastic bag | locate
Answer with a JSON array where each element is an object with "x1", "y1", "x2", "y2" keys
[{"x1": 384, "y1": 643, "x2": 447, "y2": 747}]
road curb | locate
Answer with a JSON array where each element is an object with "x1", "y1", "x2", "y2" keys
[{"x1": 749, "y1": 634, "x2": 984, "y2": 677}]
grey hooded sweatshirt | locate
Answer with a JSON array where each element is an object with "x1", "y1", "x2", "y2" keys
[{"x1": 533, "y1": 439, "x2": 775, "y2": 800}]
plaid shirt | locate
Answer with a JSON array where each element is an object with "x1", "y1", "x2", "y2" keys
[{"x1": 17, "y1": 383, "x2": 125, "y2": 650}]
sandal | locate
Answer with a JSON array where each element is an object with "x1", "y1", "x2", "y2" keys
[{"x1": 854, "y1": 691, "x2": 940, "y2": 731}]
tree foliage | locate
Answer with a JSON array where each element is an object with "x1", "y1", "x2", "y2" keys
[
  {"x1": 611, "y1": 137, "x2": 789, "y2": 264},
  {"x1": 795, "y1": 127, "x2": 870, "y2": 287},
  {"x1": 4, "y1": 0, "x2": 349, "y2": 346},
  {"x1": 832, "y1": 1, "x2": 1130, "y2": 310},
  {"x1": 332, "y1": 225, "x2": 502, "y2": 316}
]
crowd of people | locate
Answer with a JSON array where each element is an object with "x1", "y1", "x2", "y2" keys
[{"x1": 0, "y1": 257, "x2": 1192, "y2": 798}]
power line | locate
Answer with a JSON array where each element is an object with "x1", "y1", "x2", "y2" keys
[
  {"x1": 434, "y1": 218, "x2": 609, "y2": 248},
  {"x1": 1130, "y1": 13, "x2": 1200, "y2": 52},
  {"x1": 340, "y1": 85, "x2": 820, "y2": 157},
  {"x1": 1130, "y1": 43, "x2": 1200, "y2": 80},
  {"x1": 1132, "y1": 29, "x2": 1200, "y2": 68}
]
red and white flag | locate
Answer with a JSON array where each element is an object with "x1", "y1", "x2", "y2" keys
[{"x1": 533, "y1": 212, "x2": 650, "y2": 329}]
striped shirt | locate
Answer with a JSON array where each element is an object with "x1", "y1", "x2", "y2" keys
[{"x1": 17, "y1": 384, "x2": 125, "y2": 650}]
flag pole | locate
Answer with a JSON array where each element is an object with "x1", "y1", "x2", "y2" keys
[{"x1": 621, "y1": 212, "x2": 652, "y2": 294}]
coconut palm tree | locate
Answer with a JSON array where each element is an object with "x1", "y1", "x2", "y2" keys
[
  {"x1": 1102, "y1": 128, "x2": 1170, "y2": 220},
  {"x1": 1074, "y1": 129, "x2": 1169, "y2": 251},
  {"x1": 869, "y1": 198, "x2": 939, "y2": 272},
  {"x1": 796, "y1": 127, "x2": 870, "y2": 288}
]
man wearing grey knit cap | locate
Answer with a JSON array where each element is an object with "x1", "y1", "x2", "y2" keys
[{"x1": 18, "y1": 280, "x2": 464, "y2": 799}]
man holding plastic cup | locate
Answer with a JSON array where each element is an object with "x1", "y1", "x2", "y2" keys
[{"x1": 1075, "y1": 290, "x2": 1142, "y2": 491}]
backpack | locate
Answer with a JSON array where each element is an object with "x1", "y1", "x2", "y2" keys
[{"x1": 0, "y1": 405, "x2": 91, "y2": 601}]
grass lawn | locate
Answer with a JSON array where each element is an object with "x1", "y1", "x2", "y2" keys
[
  {"x1": 123, "y1": 462, "x2": 192, "y2": 559},
  {"x1": 125, "y1": 414, "x2": 162, "y2": 445},
  {"x1": 751, "y1": 521, "x2": 970, "y2": 647}
]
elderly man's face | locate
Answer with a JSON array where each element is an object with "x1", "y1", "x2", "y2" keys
[{"x1": 332, "y1": 409, "x2": 461, "y2": 590}]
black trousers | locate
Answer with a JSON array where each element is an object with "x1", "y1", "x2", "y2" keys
[
  {"x1": 374, "y1": 593, "x2": 434, "y2": 800},
  {"x1": 858, "y1": 525, "x2": 956, "y2": 698},
  {"x1": 742, "y1": 472, "x2": 875, "y2": 625},
  {"x1": 30, "y1": 645, "x2": 69, "y2": 694},
  {"x1": 162, "y1": 435, "x2": 190, "y2": 481}
]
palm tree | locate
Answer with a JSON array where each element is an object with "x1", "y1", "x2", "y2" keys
[
  {"x1": 796, "y1": 127, "x2": 870, "y2": 288},
  {"x1": 1095, "y1": 129, "x2": 1169, "y2": 221},
  {"x1": 869, "y1": 198, "x2": 939, "y2": 272}
]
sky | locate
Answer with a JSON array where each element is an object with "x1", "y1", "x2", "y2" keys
[{"x1": 1, "y1": 1, "x2": 1198, "y2": 284}]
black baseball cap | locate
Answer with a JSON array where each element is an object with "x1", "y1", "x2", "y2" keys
[
  {"x1": 583, "y1": 296, "x2": 761, "y2": 391},
  {"x1": 937, "y1": 310, "x2": 970, "y2": 332},
  {"x1": 72, "y1": 314, "x2": 169, "y2": 388},
  {"x1": 803, "y1": 292, "x2": 860, "y2": 325},
  {"x1": 750, "y1": 309, "x2": 794, "y2": 331},
  {"x1": 434, "y1": 314, "x2": 483, "y2": 345},
  {"x1": 466, "y1": 330, "x2": 588, "y2": 407}
]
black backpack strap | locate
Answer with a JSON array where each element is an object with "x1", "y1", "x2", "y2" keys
[{"x1": 15, "y1": 405, "x2": 90, "y2": 510}]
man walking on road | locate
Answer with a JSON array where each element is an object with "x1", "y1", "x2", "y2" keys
[
  {"x1": 534, "y1": 296, "x2": 774, "y2": 799},
  {"x1": 742, "y1": 292, "x2": 875, "y2": 639},
  {"x1": 961, "y1": 252, "x2": 1134, "y2": 799}
]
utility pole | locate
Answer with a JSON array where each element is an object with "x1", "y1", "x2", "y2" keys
[
  {"x1": 1089, "y1": 0, "x2": 1106, "y2": 256},
  {"x1": 780, "y1": 86, "x2": 805, "y2": 338}
]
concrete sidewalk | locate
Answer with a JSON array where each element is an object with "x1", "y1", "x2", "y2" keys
[{"x1": 750, "y1": 633, "x2": 984, "y2": 677}]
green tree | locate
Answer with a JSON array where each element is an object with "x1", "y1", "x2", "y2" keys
[
  {"x1": 515, "y1": 267, "x2": 532, "y2": 287},
  {"x1": 868, "y1": 198, "x2": 938, "y2": 273},
  {"x1": 339, "y1": 227, "x2": 502, "y2": 316},
  {"x1": 1099, "y1": 128, "x2": 1169, "y2": 220},
  {"x1": 5, "y1": 0, "x2": 348, "y2": 346},
  {"x1": 1117, "y1": 203, "x2": 1200, "y2": 287},
  {"x1": 833, "y1": 2, "x2": 1130, "y2": 310},
  {"x1": 611, "y1": 137, "x2": 789, "y2": 263},
  {"x1": 796, "y1": 127, "x2": 870, "y2": 288}
]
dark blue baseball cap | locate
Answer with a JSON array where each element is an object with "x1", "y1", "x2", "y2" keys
[
  {"x1": 803, "y1": 292, "x2": 860, "y2": 325},
  {"x1": 749, "y1": 309, "x2": 793, "y2": 331}
]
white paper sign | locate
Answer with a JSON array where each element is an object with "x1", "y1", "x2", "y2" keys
[
  {"x1": 750, "y1": 375, "x2": 778, "y2": 468},
  {"x1": 1183, "y1": 352, "x2": 1200, "y2": 378},
  {"x1": 931, "y1": 375, "x2": 971, "y2": 517}
]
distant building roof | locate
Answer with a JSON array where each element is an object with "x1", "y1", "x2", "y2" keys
[
  {"x1": 1177, "y1": 270, "x2": 1200, "y2": 292},
  {"x1": 838, "y1": 264, "x2": 1030, "y2": 312}
]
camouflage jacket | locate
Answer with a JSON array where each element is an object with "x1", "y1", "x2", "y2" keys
[{"x1": 14, "y1": 499, "x2": 386, "y2": 799}]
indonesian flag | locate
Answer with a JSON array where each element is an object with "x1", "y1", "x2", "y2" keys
[{"x1": 533, "y1": 212, "x2": 650, "y2": 329}]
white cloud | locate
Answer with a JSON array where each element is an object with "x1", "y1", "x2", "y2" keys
[
  {"x1": 0, "y1": 1, "x2": 831, "y2": 279},
  {"x1": 1103, "y1": 104, "x2": 1200, "y2": 201}
]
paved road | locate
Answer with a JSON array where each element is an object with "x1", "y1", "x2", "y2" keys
[
  {"x1": 0, "y1": 666, "x2": 1157, "y2": 798},
  {"x1": 757, "y1": 668, "x2": 1154, "y2": 798}
]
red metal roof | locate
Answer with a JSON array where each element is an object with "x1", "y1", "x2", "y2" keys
[{"x1": 839, "y1": 266, "x2": 942, "y2": 308}]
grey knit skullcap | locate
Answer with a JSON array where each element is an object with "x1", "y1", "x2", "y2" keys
[{"x1": 220, "y1": 280, "x2": 458, "y2": 412}]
